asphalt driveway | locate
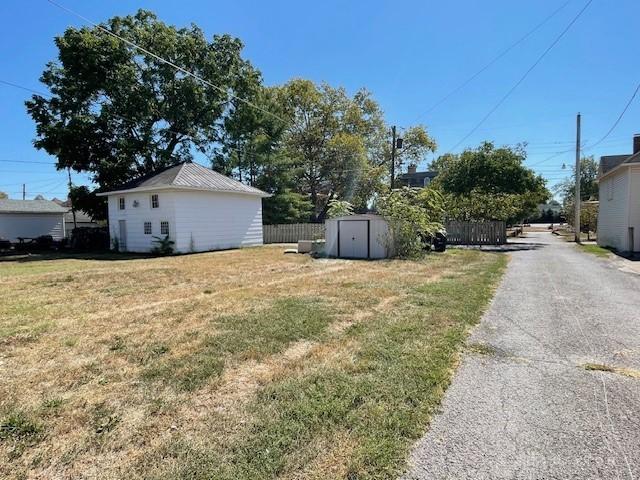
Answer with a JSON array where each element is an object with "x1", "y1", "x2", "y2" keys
[{"x1": 403, "y1": 232, "x2": 640, "y2": 479}]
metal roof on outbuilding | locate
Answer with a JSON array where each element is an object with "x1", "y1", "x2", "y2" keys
[
  {"x1": 0, "y1": 199, "x2": 69, "y2": 214},
  {"x1": 98, "y1": 162, "x2": 270, "y2": 197}
]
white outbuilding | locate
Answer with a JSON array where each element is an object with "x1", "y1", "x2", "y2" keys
[
  {"x1": 0, "y1": 199, "x2": 68, "y2": 241},
  {"x1": 97, "y1": 162, "x2": 270, "y2": 253},
  {"x1": 325, "y1": 214, "x2": 392, "y2": 259}
]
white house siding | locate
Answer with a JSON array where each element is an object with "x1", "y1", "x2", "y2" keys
[
  {"x1": 0, "y1": 213, "x2": 65, "y2": 241},
  {"x1": 628, "y1": 166, "x2": 640, "y2": 252},
  {"x1": 598, "y1": 169, "x2": 630, "y2": 252},
  {"x1": 107, "y1": 191, "x2": 178, "y2": 252},
  {"x1": 171, "y1": 190, "x2": 263, "y2": 252}
]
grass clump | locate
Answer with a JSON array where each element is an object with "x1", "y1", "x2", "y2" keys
[
  {"x1": 0, "y1": 411, "x2": 44, "y2": 460},
  {"x1": 0, "y1": 412, "x2": 42, "y2": 443},
  {"x1": 579, "y1": 244, "x2": 611, "y2": 258}
]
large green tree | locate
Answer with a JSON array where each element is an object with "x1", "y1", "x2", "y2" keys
[
  {"x1": 554, "y1": 156, "x2": 599, "y2": 205},
  {"x1": 277, "y1": 80, "x2": 387, "y2": 221},
  {"x1": 435, "y1": 142, "x2": 549, "y2": 222},
  {"x1": 27, "y1": 10, "x2": 261, "y2": 219}
]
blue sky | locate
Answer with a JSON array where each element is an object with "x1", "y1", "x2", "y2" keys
[{"x1": 0, "y1": 0, "x2": 638, "y2": 199}]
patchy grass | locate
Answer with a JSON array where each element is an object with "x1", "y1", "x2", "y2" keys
[
  {"x1": 0, "y1": 246, "x2": 506, "y2": 479},
  {"x1": 578, "y1": 244, "x2": 612, "y2": 258}
]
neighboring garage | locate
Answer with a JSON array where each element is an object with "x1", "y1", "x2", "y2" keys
[
  {"x1": 325, "y1": 214, "x2": 391, "y2": 259},
  {"x1": 0, "y1": 199, "x2": 68, "y2": 242}
]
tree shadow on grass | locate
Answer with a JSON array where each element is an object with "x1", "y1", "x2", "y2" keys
[{"x1": 0, "y1": 251, "x2": 157, "y2": 263}]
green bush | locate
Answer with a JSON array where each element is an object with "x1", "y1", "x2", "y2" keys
[{"x1": 377, "y1": 187, "x2": 444, "y2": 258}]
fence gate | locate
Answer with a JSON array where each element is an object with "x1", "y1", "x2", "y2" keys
[
  {"x1": 445, "y1": 221, "x2": 507, "y2": 246},
  {"x1": 263, "y1": 223, "x2": 325, "y2": 244}
]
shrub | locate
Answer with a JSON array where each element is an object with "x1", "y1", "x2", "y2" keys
[
  {"x1": 327, "y1": 199, "x2": 354, "y2": 218},
  {"x1": 377, "y1": 187, "x2": 444, "y2": 258},
  {"x1": 70, "y1": 227, "x2": 110, "y2": 251},
  {"x1": 151, "y1": 235, "x2": 175, "y2": 255}
]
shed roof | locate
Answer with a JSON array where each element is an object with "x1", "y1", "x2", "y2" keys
[
  {"x1": 327, "y1": 214, "x2": 386, "y2": 222},
  {"x1": 0, "y1": 199, "x2": 68, "y2": 214},
  {"x1": 98, "y1": 162, "x2": 269, "y2": 197}
]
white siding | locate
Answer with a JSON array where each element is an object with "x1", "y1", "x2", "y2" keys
[
  {"x1": 172, "y1": 190, "x2": 263, "y2": 252},
  {"x1": 598, "y1": 169, "x2": 630, "y2": 252},
  {"x1": 628, "y1": 166, "x2": 640, "y2": 252},
  {"x1": 0, "y1": 213, "x2": 65, "y2": 241},
  {"x1": 325, "y1": 215, "x2": 391, "y2": 259},
  {"x1": 107, "y1": 191, "x2": 178, "y2": 252}
]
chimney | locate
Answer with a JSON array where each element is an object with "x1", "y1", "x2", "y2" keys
[
  {"x1": 634, "y1": 134, "x2": 640, "y2": 155},
  {"x1": 407, "y1": 164, "x2": 417, "y2": 175}
]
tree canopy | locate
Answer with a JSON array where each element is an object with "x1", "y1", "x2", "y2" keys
[
  {"x1": 434, "y1": 142, "x2": 549, "y2": 222},
  {"x1": 27, "y1": 10, "x2": 261, "y2": 219},
  {"x1": 213, "y1": 78, "x2": 436, "y2": 223}
]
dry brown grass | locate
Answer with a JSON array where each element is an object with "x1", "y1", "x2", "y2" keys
[{"x1": 0, "y1": 246, "x2": 504, "y2": 479}]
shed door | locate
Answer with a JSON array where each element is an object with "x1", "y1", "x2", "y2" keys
[{"x1": 339, "y1": 221, "x2": 368, "y2": 258}]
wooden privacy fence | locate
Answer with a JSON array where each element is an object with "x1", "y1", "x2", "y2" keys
[
  {"x1": 445, "y1": 220, "x2": 507, "y2": 245},
  {"x1": 263, "y1": 223, "x2": 325, "y2": 243}
]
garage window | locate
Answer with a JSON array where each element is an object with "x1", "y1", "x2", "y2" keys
[
  {"x1": 118, "y1": 197, "x2": 125, "y2": 210},
  {"x1": 160, "y1": 221, "x2": 169, "y2": 236},
  {"x1": 144, "y1": 222, "x2": 152, "y2": 235}
]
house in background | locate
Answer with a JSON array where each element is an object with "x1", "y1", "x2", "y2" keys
[
  {"x1": 597, "y1": 134, "x2": 640, "y2": 253},
  {"x1": 97, "y1": 161, "x2": 270, "y2": 253},
  {"x1": 396, "y1": 164, "x2": 438, "y2": 188},
  {"x1": 0, "y1": 199, "x2": 68, "y2": 241},
  {"x1": 51, "y1": 197, "x2": 100, "y2": 237}
]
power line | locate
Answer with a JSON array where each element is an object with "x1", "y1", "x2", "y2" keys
[
  {"x1": 0, "y1": 159, "x2": 57, "y2": 165},
  {"x1": 583, "y1": 81, "x2": 640, "y2": 151},
  {"x1": 446, "y1": 0, "x2": 593, "y2": 153},
  {"x1": 411, "y1": 0, "x2": 572, "y2": 123},
  {"x1": 46, "y1": 0, "x2": 286, "y2": 123}
]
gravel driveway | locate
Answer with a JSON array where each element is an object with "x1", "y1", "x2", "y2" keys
[{"x1": 403, "y1": 232, "x2": 640, "y2": 479}]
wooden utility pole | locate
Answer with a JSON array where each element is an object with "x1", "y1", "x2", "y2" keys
[
  {"x1": 22, "y1": 184, "x2": 25, "y2": 200},
  {"x1": 574, "y1": 113, "x2": 581, "y2": 244},
  {"x1": 67, "y1": 167, "x2": 77, "y2": 230},
  {"x1": 390, "y1": 125, "x2": 397, "y2": 189}
]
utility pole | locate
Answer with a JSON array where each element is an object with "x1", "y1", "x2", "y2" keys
[
  {"x1": 67, "y1": 167, "x2": 77, "y2": 230},
  {"x1": 22, "y1": 183, "x2": 25, "y2": 200},
  {"x1": 390, "y1": 125, "x2": 397, "y2": 189},
  {"x1": 574, "y1": 112, "x2": 581, "y2": 244}
]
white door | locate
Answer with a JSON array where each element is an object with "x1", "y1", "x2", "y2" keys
[
  {"x1": 339, "y1": 221, "x2": 368, "y2": 258},
  {"x1": 118, "y1": 220, "x2": 127, "y2": 251}
]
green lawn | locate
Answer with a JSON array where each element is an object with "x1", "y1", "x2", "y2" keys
[
  {"x1": 578, "y1": 243, "x2": 611, "y2": 258},
  {"x1": 0, "y1": 247, "x2": 506, "y2": 479}
]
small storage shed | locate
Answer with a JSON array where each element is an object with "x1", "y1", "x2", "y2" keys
[
  {"x1": 0, "y1": 199, "x2": 68, "y2": 241},
  {"x1": 325, "y1": 214, "x2": 391, "y2": 259}
]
